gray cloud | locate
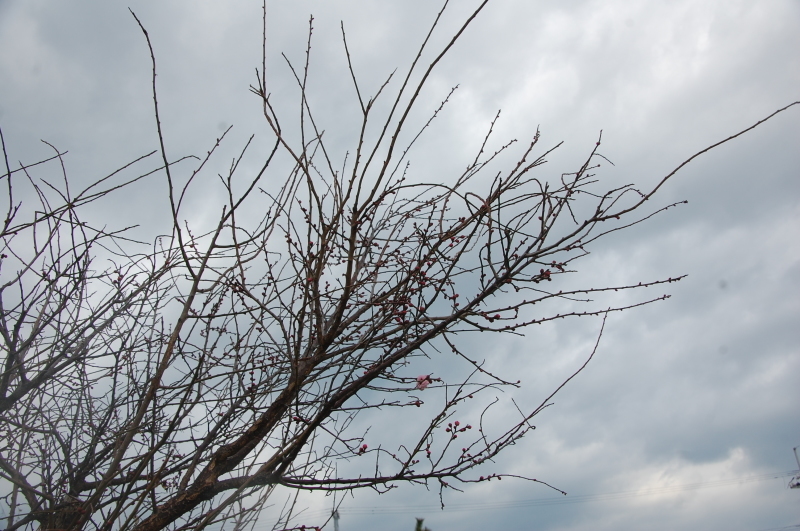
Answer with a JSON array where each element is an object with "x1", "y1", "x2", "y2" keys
[{"x1": 1, "y1": 1, "x2": 797, "y2": 530}]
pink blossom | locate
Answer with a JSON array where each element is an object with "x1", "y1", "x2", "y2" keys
[{"x1": 415, "y1": 375, "x2": 432, "y2": 390}]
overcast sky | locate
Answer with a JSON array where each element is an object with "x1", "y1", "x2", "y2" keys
[{"x1": 1, "y1": 1, "x2": 798, "y2": 530}]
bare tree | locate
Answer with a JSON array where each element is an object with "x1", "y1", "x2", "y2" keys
[{"x1": 0, "y1": 2, "x2": 796, "y2": 531}]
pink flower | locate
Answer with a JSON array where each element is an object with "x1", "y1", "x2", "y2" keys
[{"x1": 415, "y1": 375, "x2": 432, "y2": 390}]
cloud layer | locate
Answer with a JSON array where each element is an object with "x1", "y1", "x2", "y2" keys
[{"x1": 1, "y1": 1, "x2": 797, "y2": 530}]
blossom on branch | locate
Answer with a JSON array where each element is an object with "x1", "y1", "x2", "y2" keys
[{"x1": 415, "y1": 375, "x2": 433, "y2": 390}]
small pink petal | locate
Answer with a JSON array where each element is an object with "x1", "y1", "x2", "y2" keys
[{"x1": 415, "y1": 375, "x2": 431, "y2": 390}]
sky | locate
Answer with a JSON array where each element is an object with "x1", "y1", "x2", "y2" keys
[{"x1": 1, "y1": 1, "x2": 799, "y2": 530}]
